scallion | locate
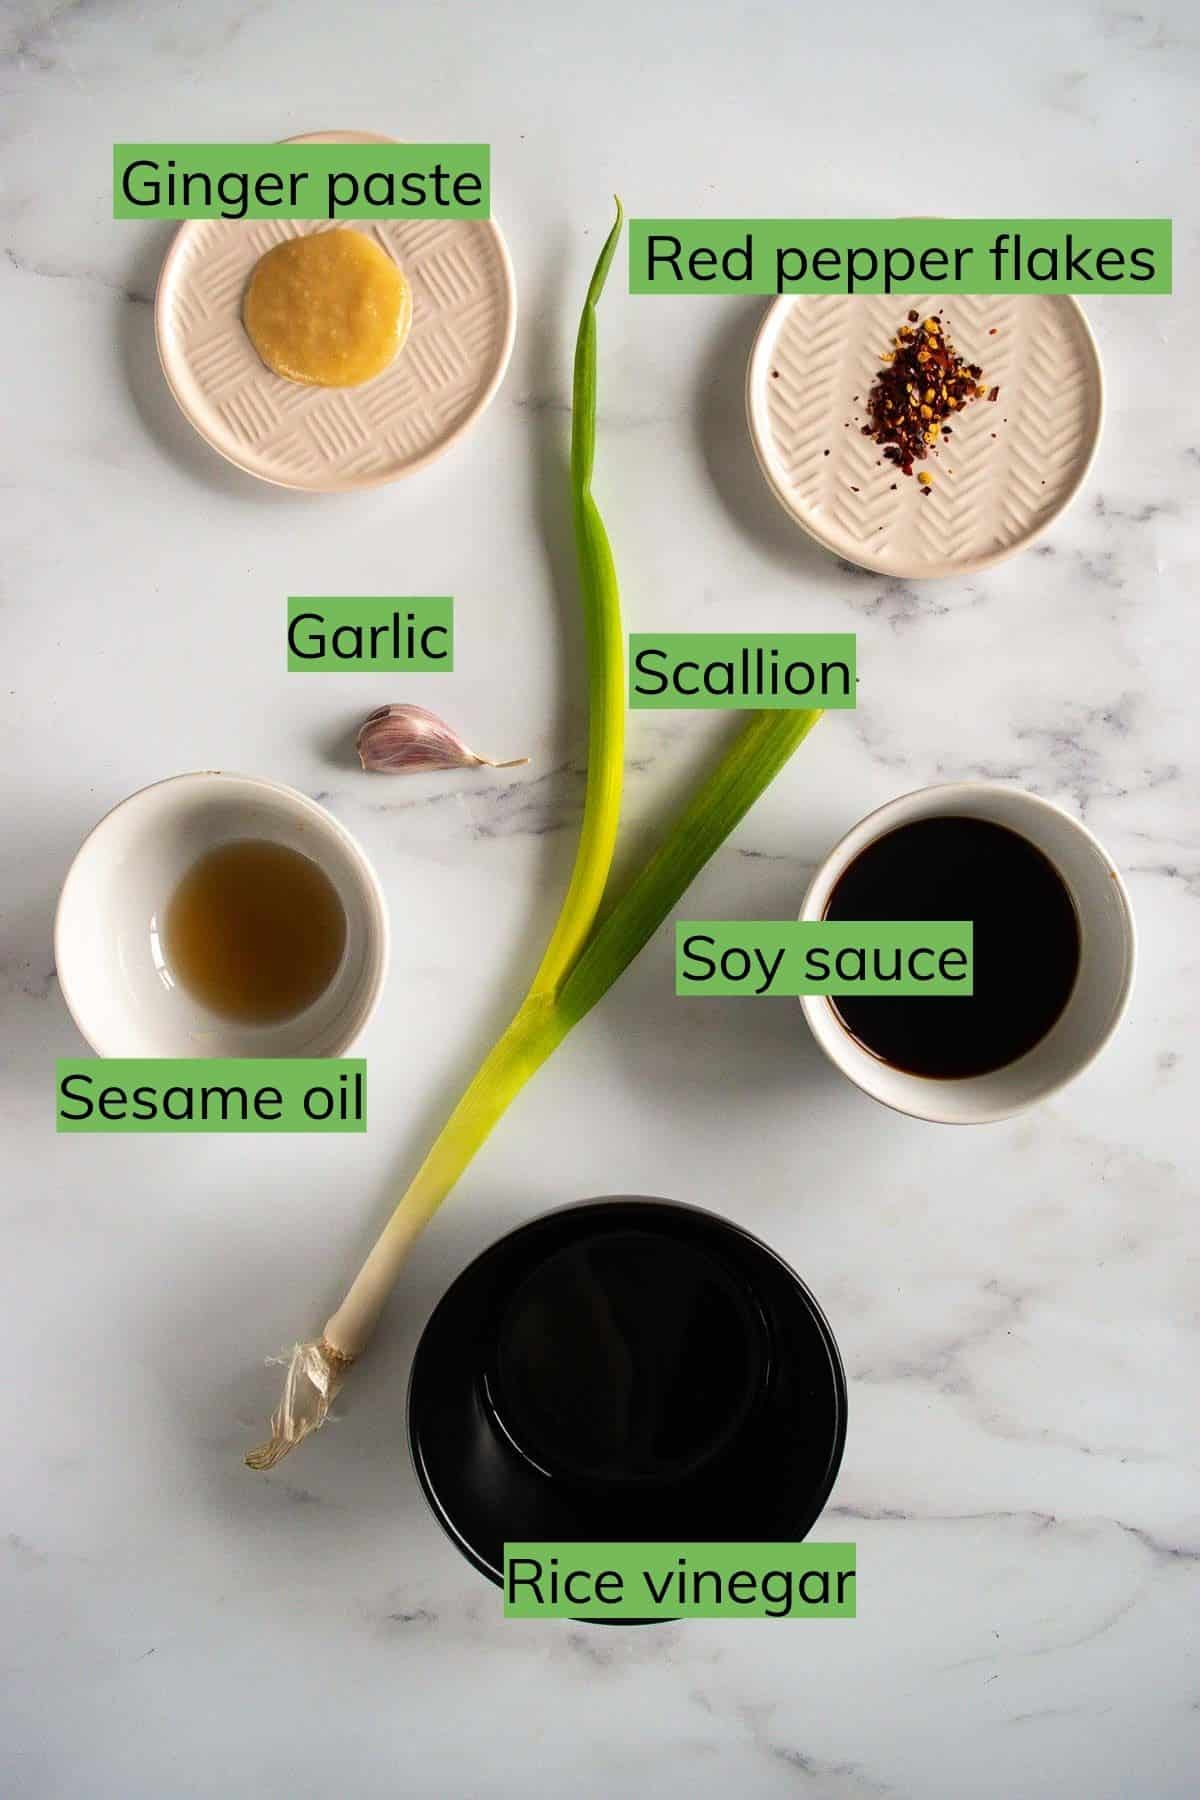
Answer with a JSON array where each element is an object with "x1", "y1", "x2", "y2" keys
[{"x1": 247, "y1": 203, "x2": 822, "y2": 1469}]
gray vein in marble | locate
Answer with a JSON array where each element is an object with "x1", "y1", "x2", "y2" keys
[
  {"x1": 848, "y1": 708, "x2": 924, "y2": 774},
  {"x1": 1001, "y1": 1589, "x2": 1143, "y2": 1661},
  {"x1": 0, "y1": 1, "x2": 87, "y2": 72},
  {"x1": 1116, "y1": 1521, "x2": 1200, "y2": 1565},
  {"x1": 321, "y1": 746, "x2": 669, "y2": 842},
  {"x1": 767, "y1": 1743, "x2": 897, "y2": 1796},
  {"x1": 367, "y1": 761, "x2": 584, "y2": 839},
  {"x1": 1074, "y1": 547, "x2": 1125, "y2": 589},
  {"x1": 558, "y1": 1621, "x2": 685, "y2": 1673},
  {"x1": 828, "y1": 1509, "x2": 1200, "y2": 1564},
  {"x1": 514, "y1": 388, "x2": 569, "y2": 416},
  {"x1": 1009, "y1": 699, "x2": 1180, "y2": 821},
  {"x1": 736, "y1": 1701, "x2": 900, "y2": 1798},
  {"x1": 901, "y1": 691, "x2": 1186, "y2": 824},
  {"x1": 832, "y1": 565, "x2": 983, "y2": 636},
  {"x1": 1042, "y1": 70, "x2": 1098, "y2": 124},
  {"x1": 1094, "y1": 492, "x2": 1179, "y2": 526},
  {"x1": 4, "y1": 244, "x2": 151, "y2": 306},
  {"x1": 1126, "y1": 857, "x2": 1200, "y2": 900},
  {"x1": 515, "y1": 387, "x2": 668, "y2": 434},
  {"x1": 312, "y1": 764, "x2": 573, "y2": 830},
  {"x1": 735, "y1": 845, "x2": 814, "y2": 867},
  {"x1": 271, "y1": 1481, "x2": 320, "y2": 1506},
  {"x1": 1006, "y1": 1703, "x2": 1113, "y2": 1726},
  {"x1": 850, "y1": 1273, "x2": 1027, "y2": 1398},
  {"x1": 838, "y1": 1120, "x2": 1191, "y2": 1469},
  {"x1": 0, "y1": 956, "x2": 56, "y2": 1000},
  {"x1": 854, "y1": 1358, "x2": 1183, "y2": 1470},
  {"x1": 6, "y1": 1531, "x2": 48, "y2": 1567},
  {"x1": 0, "y1": 0, "x2": 276, "y2": 72},
  {"x1": 1098, "y1": 9, "x2": 1195, "y2": 51}
]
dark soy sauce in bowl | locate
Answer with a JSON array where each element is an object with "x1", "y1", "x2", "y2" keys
[{"x1": 824, "y1": 815, "x2": 1081, "y2": 1079}]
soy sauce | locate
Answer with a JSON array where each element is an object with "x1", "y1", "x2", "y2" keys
[{"x1": 825, "y1": 815, "x2": 1080, "y2": 1078}]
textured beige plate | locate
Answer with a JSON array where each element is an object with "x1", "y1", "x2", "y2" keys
[
  {"x1": 746, "y1": 293, "x2": 1103, "y2": 577},
  {"x1": 155, "y1": 131, "x2": 516, "y2": 491}
]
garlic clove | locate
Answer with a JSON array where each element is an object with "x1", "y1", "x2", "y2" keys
[{"x1": 356, "y1": 704, "x2": 529, "y2": 775}]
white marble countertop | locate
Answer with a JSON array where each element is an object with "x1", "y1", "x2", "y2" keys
[{"x1": 2, "y1": 2, "x2": 1196, "y2": 1795}]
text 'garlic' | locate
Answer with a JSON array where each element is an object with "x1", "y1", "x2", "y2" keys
[{"x1": 356, "y1": 704, "x2": 529, "y2": 775}]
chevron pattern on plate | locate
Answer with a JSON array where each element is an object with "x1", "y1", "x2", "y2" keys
[
  {"x1": 753, "y1": 293, "x2": 1101, "y2": 577},
  {"x1": 157, "y1": 215, "x2": 513, "y2": 490}
]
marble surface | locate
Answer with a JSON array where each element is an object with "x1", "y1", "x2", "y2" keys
[{"x1": 1, "y1": 2, "x2": 1197, "y2": 1795}]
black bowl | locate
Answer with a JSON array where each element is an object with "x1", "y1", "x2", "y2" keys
[{"x1": 407, "y1": 1197, "x2": 847, "y2": 1590}]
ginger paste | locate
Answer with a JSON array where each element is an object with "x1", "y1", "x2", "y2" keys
[{"x1": 243, "y1": 228, "x2": 412, "y2": 388}]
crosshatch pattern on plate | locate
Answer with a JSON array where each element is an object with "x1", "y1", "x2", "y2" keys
[
  {"x1": 761, "y1": 293, "x2": 1100, "y2": 576},
  {"x1": 159, "y1": 217, "x2": 512, "y2": 489}
]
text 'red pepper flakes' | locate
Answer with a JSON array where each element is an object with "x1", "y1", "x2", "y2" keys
[{"x1": 862, "y1": 312, "x2": 995, "y2": 489}]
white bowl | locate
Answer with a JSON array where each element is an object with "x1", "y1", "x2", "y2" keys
[
  {"x1": 55, "y1": 773, "x2": 389, "y2": 1057},
  {"x1": 799, "y1": 783, "x2": 1136, "y2": 1124}
]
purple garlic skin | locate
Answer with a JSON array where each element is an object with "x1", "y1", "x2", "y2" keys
[{"x1": 356, "y1": 704, "x2": 529, "y2": 774}]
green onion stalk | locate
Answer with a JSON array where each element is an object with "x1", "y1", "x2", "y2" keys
[{"x1": 247, "y1": 201, "x2": 821, "y2": 1469}]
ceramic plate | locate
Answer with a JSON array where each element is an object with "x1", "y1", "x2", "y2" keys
[
  {"x1": 154, "y1": 131, "x2": 516, "y2": 491},
  {"x1": 746, "y1": 292, "x2": 1103, "y2": 578}
]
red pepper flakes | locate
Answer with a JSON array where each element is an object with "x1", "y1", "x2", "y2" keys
[{"x1": 862, "y1": 313, "x2": 989, "y2": 481}]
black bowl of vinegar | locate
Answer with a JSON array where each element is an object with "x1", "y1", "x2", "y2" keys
[{"x1": 407, "y1": 1197, "x2": 848, "y2": 1606}]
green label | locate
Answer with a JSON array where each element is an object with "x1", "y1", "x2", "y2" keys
[
  {"x1": 629, "y1": 219, "x2": 1172, "y2": 294},
  {"x1": 503, "y1": 1543, "x2": 856, "y2": 1620},
  {"x1": 676, "y1": 923, "x2": 973, "y2": 996},
  {"x1": 55, "y1": 1059, "x2": 366, "y2": 1132},
  {"x1": 287, "y1": 597, "x2": 453, "y2": 671},
  {"x1": 629, "y1": 633, "x2": 855, "y2": 709},
  {"x1": 113, "y1": 143, "x2": 489, "y2": 220}
]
